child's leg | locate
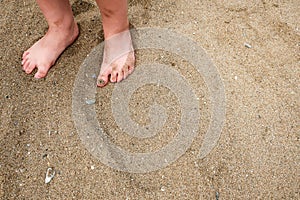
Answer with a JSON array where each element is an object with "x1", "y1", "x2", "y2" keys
[
  {"x1": 95, "y1": 0, "x2": 135, "y2": 87},
  {"x1": 22, "y1": 0, "x2": 78, "y2": 78}
]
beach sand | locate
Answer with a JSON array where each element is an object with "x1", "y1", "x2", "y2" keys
[{"x1": 0, "y1": 0, "x2": 299, "y2": 199}]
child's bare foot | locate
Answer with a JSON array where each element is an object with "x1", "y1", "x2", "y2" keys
[
  {"x1": 22, "y1": 21, "x2": 79, "y2": 78},
  {"x1": 97, "y1": 30, "x2": 135, "y2": 87}
]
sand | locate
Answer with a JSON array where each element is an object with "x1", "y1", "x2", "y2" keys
[{"x1": 0, "y1": 0, "x2": 299, "y2": 199}]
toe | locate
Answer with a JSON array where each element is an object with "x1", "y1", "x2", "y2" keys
[
  {"x1": 97, "y1": 71, "x2": 110, "y2": 87},
  {"x1": 22, "y1": 51, "x2": 29, "y2": 60},
  {"x1": 25, "y1": 62, "x2": 36, "y2": 74},
  {"x1": 123, "y1": 65, "x2": 129, "y2": 79},
  {"x1": 110, "y1": 70, "x2": 118, "y2": 83},
  {"x1": 128, "y1": 64, "x2": 134, "y2": 75},
  {"x1": 97, "y1": 76, "x2": 108, "y2": 87},
  {"x1": 34, "y1": 66, "x2": 48, "y2": 78},
  {"x1": 116, "y1": 70, "x2": 124, "y2": 83},
  {"x1": 22, "y1": 59, "x2": 30, "y2": 72},
  {"x1": 22, "y1": 56, "x2": 29, "y2": 68},
  {"x1": 97, "y1": 64, "x2": 112, "y2": 87}
]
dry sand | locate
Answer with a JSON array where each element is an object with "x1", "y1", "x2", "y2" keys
[{"x1": 0, "y1": 0, "x2": 299, "y2": 199}]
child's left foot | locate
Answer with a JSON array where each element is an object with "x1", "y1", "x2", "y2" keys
[
  {"x1": 21, "y1": 21, "x2": 79, "y2": 79},
  {"x1": 97, "y1": 30, "x2": 135, "y2": 87}
]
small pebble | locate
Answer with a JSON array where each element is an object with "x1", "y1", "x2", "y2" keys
[{"x1": 48, "y1": 130, "x2": 58, "y2": 136}]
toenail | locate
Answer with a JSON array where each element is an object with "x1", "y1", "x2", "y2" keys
[{"x1": 97, "y1": 79, "x2": 105, "y2": 85}]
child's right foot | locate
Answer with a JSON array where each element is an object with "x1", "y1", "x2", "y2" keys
[
  {"x1": 97, "y1": 29, "x2": 135, "y2": 87},
  {"x1": 22, "y1": 21, "x2": 79, "y2": 78}
]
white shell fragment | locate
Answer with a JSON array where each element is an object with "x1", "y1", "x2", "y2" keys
[
  {"x1": 45, "y1": 167, "x2": 55, "y2": 184},
  {"x1": 244, "y1": 43, "x2": 252, "y2": 48},
  {"x1": 85, "y1": 99, "x2": 96, "y2": 105}
]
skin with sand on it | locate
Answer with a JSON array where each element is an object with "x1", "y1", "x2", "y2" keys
[{"x1": 21, "y1": 0, "x2": 135, "y2": 87}]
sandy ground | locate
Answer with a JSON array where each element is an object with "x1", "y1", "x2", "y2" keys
[{"x1": 0, "y1": 0, "x2": 299, "y2": 199}]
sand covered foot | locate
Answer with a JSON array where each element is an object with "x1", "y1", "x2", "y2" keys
[
  {"x1": 97, "y1": 30, "x2": 135, "y2": 87},
  {"x1": 22, "y1": 22, "x2": 79, "y2": 78}
]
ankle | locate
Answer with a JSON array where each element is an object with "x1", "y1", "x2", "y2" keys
[
  {"x1": 48, "y1": 18, "x2": 77, "y2": 34},
  {"x1": 103, "y1": 21, "x2": 129, "y2": 39},
  {"x1": 47, "y1": 20, "x2": 78, "y2": 40}
]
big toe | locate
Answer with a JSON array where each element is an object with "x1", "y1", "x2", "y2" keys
[
  {"x1": 97, "y1": 76, "x2": 109, "y2": 87},
  {"x1": 97, "y1": 63, "x2": 113, "y2": 87},
  {"x1": 97, "y1": 69, "x2": 110, "y2": 87}
]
